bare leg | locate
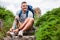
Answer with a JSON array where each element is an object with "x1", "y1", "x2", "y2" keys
[
  {"x1": 22, "y1": 18, "x2": 34, "y2": 32},
  {"x1": 18, "y1": 18, "x2": 34, "y2": 36},
  {"x1": 19, "y1": 18, "x2": 30, "y2": 30}
]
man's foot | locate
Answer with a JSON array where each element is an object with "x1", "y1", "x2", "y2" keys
[
  {"x1": 18, "y1": 30, "x2": 23, "y2": 37},
  {"x1": 7, "y1": 31, "x2": 15, "y2": 37}
]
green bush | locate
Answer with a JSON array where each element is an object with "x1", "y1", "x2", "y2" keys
[
  {"x1": 0, "y1": 7, "x2": 14, "y2": 39},
  {"x1": 35, "y1": 7, "x2": 60, "y2": 40}
]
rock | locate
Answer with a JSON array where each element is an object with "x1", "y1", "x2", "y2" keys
[
  {"x1": 4, "y1": 36, "x2": 36, "y2": 40},
  {"x1": 4, "y1": 26, "x2": 36, "y2": 40},
  {"x1": 4, "y1": 36, "x2": 12, "y2": 40},
  {"x1": 22, "y1": 36, "x2": 36, "y2": 40},
  {"x1": 0, "y1": 19, "x2": 3, "y2": 27}
]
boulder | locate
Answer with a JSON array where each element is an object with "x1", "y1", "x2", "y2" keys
[{"x1": 4, "y1": 36, "x2": 36, "y2": 40}]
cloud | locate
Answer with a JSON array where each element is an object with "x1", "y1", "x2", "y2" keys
[{"x1": 0, "y1": 0, "x2": 60, "y2": 15}]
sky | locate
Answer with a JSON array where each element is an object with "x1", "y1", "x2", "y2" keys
[{"x1": 0, "y1": 0, "x2": 60, "y2": 16}]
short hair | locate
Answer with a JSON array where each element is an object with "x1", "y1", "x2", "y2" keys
[{"x1": 21, "y1": 1, "x2": 27, "y2": 4}]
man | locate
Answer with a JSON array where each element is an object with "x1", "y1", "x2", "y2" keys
[{"x1": 7, "y1": 1, "x2": 34, "y2": 36}]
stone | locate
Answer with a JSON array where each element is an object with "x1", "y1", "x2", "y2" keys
[
  {"x1": 22, "y1": 36, "x2": 36, "y2": 40},
  {"x1": 0, "y1": 19, "x2": 3, "y2": 27},
  {"x1": 4, "y1": 36, "x2": 36, "y2": 40},
  {"x1": 4, "y1": 36, "x2": 12, "y2": 40},
  {"x1": 4, "y1": 26, "x2": 36, "y2": 40}
]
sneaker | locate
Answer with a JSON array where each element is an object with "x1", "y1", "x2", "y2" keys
[
  {"x1": 7, "y1": 32, "x2": 15, "y2": 37},
  {"x1": 10, "y1": 32, "x2": 15, "y2": 36},
  {"x1": 18, "y1": 30, "x2": 23, "y2": 37}
]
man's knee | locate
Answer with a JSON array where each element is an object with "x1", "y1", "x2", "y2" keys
[
  {"x1": 26, "y1": 18, "x2": 34, "y2": 21},
  {"x1": 25, "y1": 18, "x2": 34, "y2": 23},
  {"x1": 27, "y1": 18, "x2": 34, "y2": 24},
  {"x1": 30, "y1": 18, "x2": 34, "y2": 22}
]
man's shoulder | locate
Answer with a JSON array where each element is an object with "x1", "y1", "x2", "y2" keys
[
  {"x1": 28, "y1": 11, "x2": 33, "y2": 18},
  {"x1": 28, "y1": 11, "x2": 33, "y2": 14}
]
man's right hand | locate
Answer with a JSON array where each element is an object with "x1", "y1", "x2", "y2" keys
[{"x1": 13, "y1": 29, "x2": 19, "y2": 33}]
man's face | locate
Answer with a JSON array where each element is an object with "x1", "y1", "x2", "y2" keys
[{"x1": 21, "y1": 3, "x2": 28, "y2": 11}]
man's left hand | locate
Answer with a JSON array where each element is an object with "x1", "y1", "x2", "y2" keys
[{"x1": 13, "y1": 29, "x2": 19, "y2": 33}]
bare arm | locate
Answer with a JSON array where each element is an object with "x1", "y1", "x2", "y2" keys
[{"x1": 9, "y1": 16, "x2": 19, "y2": 31}]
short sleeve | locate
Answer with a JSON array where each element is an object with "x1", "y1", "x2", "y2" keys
[{"x1": 28, "y1": 11, "x2": 33, "y2": 18}]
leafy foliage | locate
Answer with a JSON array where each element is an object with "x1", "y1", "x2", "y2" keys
[
  {"x1": 35, "y1": 7, "x2": 60, "y2": 40},
  {"x1": 0, "y1": 7, "x2": 14, "y2": 39}
]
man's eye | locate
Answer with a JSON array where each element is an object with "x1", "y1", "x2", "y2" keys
[
  {"x1": 23, "y1": 5, "x2": 27, "y2": 7},
  {"x1": 22, "y1": 5, "x2": 25, "y2": 7}
]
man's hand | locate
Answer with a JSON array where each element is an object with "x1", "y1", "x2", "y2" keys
[{"x1": 13, "y1": 29, "x2": 19, "y2": 33}]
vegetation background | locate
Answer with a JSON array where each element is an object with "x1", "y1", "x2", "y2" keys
[
  {"x1": 0, "y1": 6, "x2": 60, "y2": 40},
  {"x1": 0, "y1": 7, "x2": 14, "y2": 40}
]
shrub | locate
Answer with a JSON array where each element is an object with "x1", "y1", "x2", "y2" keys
[
  {"x1": 0, "y1": 7, "x2": 14, "y2": 39},
  {"x1": 35, "y1": 7, "x2": 60, "y2": 40}
]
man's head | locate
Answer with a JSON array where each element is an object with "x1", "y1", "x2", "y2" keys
[{"x1": 21, "y1": 1, "x2": 28, "y2": 12}]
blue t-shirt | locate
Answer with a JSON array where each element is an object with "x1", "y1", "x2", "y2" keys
[
  {"x1": 12, "y1": 10, "x2": 33, "y2": 29},
  {"x1": 16, "y1": 10, "x2": 33, "y2": 23}
]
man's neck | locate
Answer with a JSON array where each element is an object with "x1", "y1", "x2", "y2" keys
[{"x1": 22, "y1": 10, "x2": 26, "y2": 14}]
